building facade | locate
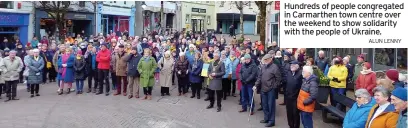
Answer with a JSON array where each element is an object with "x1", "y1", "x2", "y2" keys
[
  {"x1": 181, "y1": 1, "x2": 216, "y2": 33},
  {"x1": 215, "y1": 1, "x2": 257, "y2": 35},
  {"x1": 34, "y1": 1, "x2": 95, "y2": 39},
  {"x1": 96, "y1": 1, "x2": 135, "y2": 36},
  {"x1": 142, "y1": 1, "x2": 177, "y2": 34},
  {"x1": 266, "y1": 1, "x2": 280, "y2": 47},
  {"x1": 0, "y1": 1, "x2": 34, "y2": 46}
]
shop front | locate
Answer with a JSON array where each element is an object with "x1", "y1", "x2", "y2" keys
[
  {"x1": 96, "y1": 3, "x2": 135, "y2": 36},
  {"x1": 0, "y1": 12, "x2": 29, "y2": 46},
  {"x1": 216, "y1": 13, "x2": 256, "y2": 35},
  {"x1": 268, "y1": 13, "x2": 279, "y2": 46},
  {"x1": 35, "y1": 10, "x2": 95, "y2": 38}
]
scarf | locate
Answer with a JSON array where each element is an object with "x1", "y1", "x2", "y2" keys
[
  {"x1": 61, "y1": 53, "x2": 70, "y2": 77},
  {"x1": 360, "y1": 69, "x2": 373, "y2": 75}
]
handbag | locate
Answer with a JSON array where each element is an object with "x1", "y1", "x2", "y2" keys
[{"x1": 43, "y1": 52, "x2": 52, "y2": 69}]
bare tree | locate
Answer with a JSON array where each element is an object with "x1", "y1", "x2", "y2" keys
[
  {"x1": 32, "y1": 1, "x2": 94, "y2": 41},
  {"x1": 255, "y1": 1, "x2": 273, "y2": 47}
]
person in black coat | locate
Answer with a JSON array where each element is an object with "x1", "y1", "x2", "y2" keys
[
  {"x1": 84, "y1": 45, "x2": 98, "y2": 93},
  {"x1": 74, "y1": 50, "x2": 86, "y2": 94},
  {"x1": 284, "y1": 61, "x2": 303, "y2": 128},
  {"x1": 123, "y1": 47, "x2": 142, "y2": 99}
]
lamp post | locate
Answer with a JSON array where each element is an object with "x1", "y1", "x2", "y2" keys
[{"x1": 141, "y1": 2, "x2": 147, "y2": 36}]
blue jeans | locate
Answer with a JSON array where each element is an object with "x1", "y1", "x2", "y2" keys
[
  {"x1": 261, "y1": 88, "x2": 276, "y2": 123},
  {"x1": 76, "y1": 80, "x2": 84, "y2": 92},
  {"x1": 330, "y1": 88, "x2": 346, "y2": 109},
  {"x1": 241, "y1": 85, "x2": 254, "y2": 112},
  {"x1": 300, "y1": 111, "x2": 313, "y2": 128}
]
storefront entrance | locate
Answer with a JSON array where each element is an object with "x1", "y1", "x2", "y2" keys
[
  {"x1": 0, "y1": 12, "x2": 29, "y2": 46},
  {"x1": 192, "y1": 19, "x2": 204, "y2": 33}
]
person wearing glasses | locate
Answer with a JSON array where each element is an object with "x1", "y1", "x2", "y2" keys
[{"x1": 343, "y1": 89, "x2": 375, "y2": 128}]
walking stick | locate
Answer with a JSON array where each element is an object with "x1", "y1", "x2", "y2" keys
[{"x1": 248, "y1": 91, "x2": 255, "y2": 122}]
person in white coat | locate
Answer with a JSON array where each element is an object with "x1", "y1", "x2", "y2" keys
[
  {"x1": 158, "y1": 51, "x2": 174, "y2": 96},
  {"x1": 0, "y1": 50, "x2": 24, "y2": 102}
]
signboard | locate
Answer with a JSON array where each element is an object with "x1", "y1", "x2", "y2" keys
[
  {"x1": 74, "y1": 14, "x2": 87, "y2": 19},
  {"x1": 275, "y1": 1, "x2": 280, "y2": 10},
  {"x1": 0, "y1": 13, "x2": 26, "y2": 25},
  {"x1": 199, "y1": 9, "x2": 206, "y2": 13},
  {"x1": 192, "y1": 8, "x2": 199, "y2": 12}
]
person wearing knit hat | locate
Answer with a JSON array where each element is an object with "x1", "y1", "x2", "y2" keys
[
  {"x1": 353, "y1": 54, "x2": 366, "y2": 81},
  {"x1": 386, "y1": 69, "x2": 405, "y2": 88},
  {"x1": 390, "y1": 87, "x2": 408, "y2": 128},
  {"x1": 74, "y1": 48, "x2": 86, "y2": 94},
  {"x1": 125, "y1": 46, "x2": 142, "y2": 99},
  {"x1": 355, "y1": 62, "x2": 377, "y2": 95}
]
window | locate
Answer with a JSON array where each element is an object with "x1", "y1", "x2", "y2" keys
[
  {"x1": 186, "y1": 14, "x2": 190, "y2": 23},
  {"x1": 79, "y1": 1, "x2": 85, "y2": 7},
  {"x1": 0, "y1": 1, "x2": 14, "y2": 9},
  {"x1": 114, "y1": 1, "x2": 116, "y2": 3},
  {"x1": 124, "y1": 1, "x2": 126, "y2": 4},
  {"x1": 207, "y1": 16, "x2": 211, "y2": 25},
  {"x1": 374, "y1": 48, "x2": 396, "y2": 71}
]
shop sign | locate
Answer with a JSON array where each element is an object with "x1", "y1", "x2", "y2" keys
[
  {"x1": 0, "y1": 13, "x2": 24, "y2": 25},
  {"x1": 275, "y1": 1, "x2": 280, "y2": 10},
  {"x1": 74, "y1": 14, "x2": 87, "y2": 19},
  {"x1": 192, "y1": 8, "x2": 199, "y2": 12},
  {"x1": 199, "y1": 9, "x2": 206, "y2": 13}
]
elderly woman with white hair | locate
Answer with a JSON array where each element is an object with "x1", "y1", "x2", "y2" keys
[
  {"x1": 297, "y1": 65, "x2": 318, "y2": 128},
  {"x1": 189, "y1": 51, "x2": 204, "y2": 99},
  {"x1": 26, "y1": 49, "x2": 45, "y2": 98},
  {"x1": 1, "y1": 50, "x2": 24, "y2": 102},
  {"x1": 158, "y1": 51, "x2": 174, "y2": 96},
  {"x1": 365, "y1": 86, "x2": 399, "y2": 128},
  {"x1": 175, "y1": 52, "x2": 190, "y2": 96},
  {"x1": 343, "y1": 89, "x2": 376, "y2": 128}
]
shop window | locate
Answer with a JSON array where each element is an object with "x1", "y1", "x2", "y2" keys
[
  {"x1": 186, "y1": 14, "x2": 190, "y2": 23},
  {"x1": 0, "y1": 1, "x2": 14, "y2": 9},
  {"x1": 396, "y1": 48, "x2": 407, "y2": 73},
  {"x1": 374, "y1": 48, "x2": 396, "y2": 71}
]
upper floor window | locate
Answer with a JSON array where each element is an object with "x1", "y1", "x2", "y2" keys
[
  {"x1": 0, "y1": 1, "x2": 14, "y2": 9},
  {"x1": 114, "y1": 1, "x2": 116, "y2": 3},
  {"x1": 124, "y1": 1, "x2": 126, "y2": 5},
  {"x1": 79, "y1": 1, "x2": 85, "y2": 7}
]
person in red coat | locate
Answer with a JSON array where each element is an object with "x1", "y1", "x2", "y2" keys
[
  {"x1": 236, "y1": 57, "x2": 244, "y2": 104},
  {"x1": 355, "y1": 62, "x2": 377, "y2": 96},
  {"x1": 96, "y1": 43, "x2": 111, "y2": 96}
]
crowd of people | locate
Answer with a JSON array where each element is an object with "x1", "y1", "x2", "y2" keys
[{"x1": 0, "y1": 30, "x2": 407, "y2": 128}]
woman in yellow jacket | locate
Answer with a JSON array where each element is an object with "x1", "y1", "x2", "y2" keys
[
  {"x1": 327, "y1": 57, "x2": 348, "y2": 110},
  {"x1": 365, "y1": 86, "x2": 398, "y2": 128}
]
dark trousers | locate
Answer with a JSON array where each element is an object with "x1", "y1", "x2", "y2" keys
[
  {"x1": 261, "y1": 88, "x2": 276, "y2": 124},
  {"x1": 231, "y1": 79, "x2": 237, "y2": 95},
  {"x1": 143, "y1": 87, "x2": 153, "y2": 95},
  {"x1": 116, "y1": 76, "x2": 128, "y2": 94},
  {"x1": 48, "y1": 66, "x2": 57, "y2": 82},
  {"x1": 330, "y1": 88, "x2": 346, "y2": 111},
  {"x1": 19, "y1": 67, "x2": 25, "y2": 83},
  {"x1": 208, "y1": 89, "x2": 222, "y2": 107},
  {"x1": 178, "y1": 77, "x2": 188, "y2": 94},
  {"x1": 222, "y1": 78, "x2": 231, "y2": 98},
  {"x1": 98, "y1": 69, "x2": 110, "y2": 93},
  {"x1": 30, "y1": 84, "x2": 40, "y2": 94},
  {"x1": 111, "y1": 72, "x2": 117, "y2": 89},
  {"x1": 42, "y1": 68, "x2": 48, "y2": 83},
  {"x1": 286, "y1": 98, "x2": 300, "y2": 128},
  {"x1": 161, "y1": 87, "x2": 169, "y2": 95},
  {"x1": 5, "y1": 80, "x2": 18, "y2": 98},
  {"x1": 241, "y1": 85, "x2": 255, "y2": 112},
  {"x1": 300, "y1": 111, "x2": 313, "y2": 128},
  {"x1": 87, "y1": 69, "x2": 98, "y2": 90},
  {"x1": 191, "y1": 83, "x2": 202, "y2": 97}
]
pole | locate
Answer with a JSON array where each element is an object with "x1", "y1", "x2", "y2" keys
[
  {"x1": 248, "y1": 92, "x2": 255, "y2": 122},
  {"x1": 160, "y1": 1, "x2": 164, "y2": 34}
]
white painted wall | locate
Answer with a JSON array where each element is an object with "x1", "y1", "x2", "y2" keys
[
  {"x1": 101, "y1": 1, "x2": 135, "y2": 16},
  {"x1": 215, "y1": 1, "x2": 259, "y2": 15}
]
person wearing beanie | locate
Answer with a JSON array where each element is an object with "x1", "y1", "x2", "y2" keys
[
  {"x1": 391, "y1": 87, "x2": 408, "y2": 128},
  {"x1": 386, "y1": 69, "x2": 405, "y2": 89},
  {"x1": 238, "y1": 53, "x2": 259, "y2": 115},
  {"x1": 73, "y1": 49, "x2": 86, "y2": 94},
  {"x1": 206, "y1": 50, "x2": 226, "y2": 112},
  {"x1": 114, "y1": 43, "x2": 128, "y2": 96},
  {"x1": 353, "y1": 54, "x2": 365, "y2": 82},
  {"x1": 365, "y1": 86, "x2": 398, "y2": 128},
  {"x1": 355, "y1": 62, "x2": 377, "y2": 96},
  {"x1": 327, "y1": 57, "x2": 348, "y2": 110},
  {"x1": 158, "y1": 50, "x2": 174, "y2": 96},
  {"x1": 96, "y1": 42, "x2": 111, "y2": 96},
  {"x1": 123, "y1": 46, "x2": 142, "y2": 99}
]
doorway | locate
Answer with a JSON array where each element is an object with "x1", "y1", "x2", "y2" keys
[
  {"x1": 192, "y1": 19, "x2": 204, "y2": 33},
  {"x1": 72, "y1": 20, "x2": 91, "y2": 37},
  {"x1": 270, "y1": 23, "x2": 279, "y2": 46}
]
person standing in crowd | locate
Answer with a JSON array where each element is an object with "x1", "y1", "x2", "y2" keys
[
  {"x1": 327, "y1": 57, "x2": 348, "y2": 110},
  {"x1": 110, "y1": 47, "x2": 118, "y2": 91},
  {"x1": 96, "y1": 43, "x2": 111, "y2": 96},
  {"x1": 253, "y1": 54, "x2": 282, "y2": 127},
  {"x1": 229, "y1": 24, "x2": 234, "y2": 37},
  {"x1": 314, "y1": 50, "x2": 329, "y2": 72},
  {"x1": 176, "y1": 52, "x2": 189, "y2": 96},
  {"x1": 124, "y1": 47, "x2": 142, "y2": 99},
  {"x1": 16, "y1": 43, "x2": 26, "y2": 83},
  {"x1": 365, "y1": 86, "x2": 399, "y2": 128},
  {"x1": 385, "y1": 69, "x2": 405, "y2": 89},
  {"x1": 238, "y1": 54, "x2": 258, "y2": 115},
  {"x1": 189, "y1": 52, "x2": 204, "y2": 99},
  {"x1": 158, "y1": 51, "x2": 174, "y2": 96},
  {"x1": 230, "y1": 51, "x2": 240, "y2": 97},
  {"x1": 296, "y1": 66, "x2": 318, "y2": 128},
  {"x1": 31, "y1": 36, "x2": 39, "y2": 48},
  {"x1": 1, "y1": 50, "x2": 23, "y2": 102},
  {"x1": 353, "y1": 54, "x2": 365, "y2": 83},
  {"x1": 390, "y1": 87, "x2": 407, "y2": 128},
  {"x1": 74, "y1": 50, "x2": 86, "y2": 94},
  {"x1": 343, "y1": 56, "x2": 354, "y2": 87},
  {"x1": 279, "y1": 52, "x2": 293, "y2": 105},
  {"x1": 235, "y1": 57, "x2": 245, "y2": 104},
  {"x1": 53, "y1": 44, "x2": 66, "y2": 92},
  {"x1": 85, "y1": 45, "x2": 98, "y2": 93},
  {"x1": 114, "y1": 44, "x2": 128, "y2": 96},
  {"x1": 355, "y1": 62, "x2": 377, "y2": 95},
  {"x1": 41, "y1": 36, "x2": 49, "y2": 47},
  {"x1": 206, "y1": 51, "x2": 225, "y2": 112},
  {"x1": 26, "y1": 49, "x2": 44, "y2": 98},
  {"x1": 137, "y1": 48, "x2": 157, "y2": 100},
  {"x1": 283, "y1": 61, "x2": 302, "y2": 128},
  {"x1": 203, "y1": 51, "x2": 213, "y2": 101},
  {"x1": 40, "y1": 44, "x2": 50, "y2": 83},
  {"x1": 0, "y1": 51, "x2": 5, "y2": 97},
  {"x1": 57, "y1": 48, "x2": 75, "y2": 95},
  {"x1": 221, "y1": 50, "x2": 232, "y2": 100},
  {"x1": 343, "y1": 89, "x2": 376, "y2": 128}
]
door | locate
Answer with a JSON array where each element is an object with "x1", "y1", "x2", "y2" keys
[
  {"x1": 270, "y1": 23, "x2": 279, "y2": 46},
  {"x1": 192, "y1": 19, "x2": 197, "y2": 33}
]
